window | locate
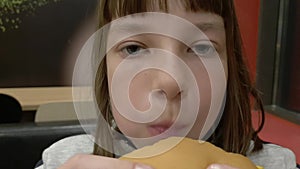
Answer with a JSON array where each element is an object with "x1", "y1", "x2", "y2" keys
[
  {"x1": 0, "y1": 0, "x2": 97, "y2": 87},
  {"x1": 257, "y1": 0, "x2": 300, "y2": 124}
]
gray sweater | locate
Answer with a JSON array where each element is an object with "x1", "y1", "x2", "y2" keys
[{"x1": 35, "y1": 134, "x2": 298, "y2": 169}]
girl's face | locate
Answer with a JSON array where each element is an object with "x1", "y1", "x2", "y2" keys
[{"x1": 106, "y1": 3, "x2": 227, "y2": 144}]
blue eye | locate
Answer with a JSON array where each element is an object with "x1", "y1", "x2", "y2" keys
[
  {"x1": 188, "y1": 43, "x2": 215, "y2": 56},
  {"x1": 121, "y1": 45, "x2": 144, "y2": 56}
]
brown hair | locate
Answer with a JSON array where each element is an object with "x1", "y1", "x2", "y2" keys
[{"x1": 93, "y1": 0, "x2": 265, "y2": 157}]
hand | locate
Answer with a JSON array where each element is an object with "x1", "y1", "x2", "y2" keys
[
  {"x1": 207, "y1": 164, "x2": 239, "y2": 169},
  {"x1": 58, "y1": 154, "x2": 154, "y2": 169}
]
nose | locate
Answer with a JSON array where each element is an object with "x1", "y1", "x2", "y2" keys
[
  {"x1": 152, "y1": 70, "x2": 182, "y2": 100},
  {"x1": 150, "y1": 37, "x2": 187, "y2": 100},
  {"x1": 158, "y1": 37, "x2": 189, "y2": 98},
  {"x1": 150, "y1": 68, "x2": 182, "y2": 124}
]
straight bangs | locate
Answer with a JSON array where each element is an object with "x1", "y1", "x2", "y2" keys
[{"x1": 99, "y1": 0, "x2": 231, "y2": 24}]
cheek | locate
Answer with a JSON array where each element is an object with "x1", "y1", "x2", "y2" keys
[
  {"x1": 220, "y1": 51, "x2": 228, "y2": 78},
  {"x1": 111, "y1": 104, "x2": 143, "y2": 137},
  {"x1": 188, "y1": 59, "x2": 212, "y2": 137},
  {"x1": 187, "y1": 53, "x2": 227, "y2": 138},
  {"x1": 128, "y1": 71, "x2": 152, "y2": 111},
  {"x1": 106, "y1": 55, "x2": 137, "y2": 136},
  {"x1": 106, "y1": 54, "x2": 155, "y2": 113},
  {"x1": 106, "y1": 54, "x2": 145, "y2": 138}
]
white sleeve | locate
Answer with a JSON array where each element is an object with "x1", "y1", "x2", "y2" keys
[
  {"x1": 35, "y1": 164, "x2": 44, "y2": 169},
  {"x1": 35, "y1": 134, "x2": 93, "y2": 169},
  {"x1": 248, "y1": 143, "x2": 297, "y2": 169}
]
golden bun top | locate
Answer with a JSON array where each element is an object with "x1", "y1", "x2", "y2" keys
[{"x1": 120, "y1": 137, "x2": 258, "y2": 169}]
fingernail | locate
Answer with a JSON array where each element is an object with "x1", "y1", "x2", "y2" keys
[
  {"x1": 134, "y1": 163, "x2": 154, "y2": 169},
  {"x1": 207, "y1": 164, "x2": 222, "y2": 169},
  {"x1": 208, "y1": 164, "x2": 238, "y2": 169}
]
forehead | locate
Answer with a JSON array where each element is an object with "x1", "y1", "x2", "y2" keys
[
  {"x1": 109, "y1": 0, "x2": 225, "y2": 36},
  {"x1": 106, "y1": 11, "x2": 225, "y2": 51}
]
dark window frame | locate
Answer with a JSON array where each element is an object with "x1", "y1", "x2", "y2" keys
[{"x1": 256, "y1": 0, "x2": 300, "y2": 124}]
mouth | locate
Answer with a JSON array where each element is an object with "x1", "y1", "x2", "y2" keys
[
  {"x1": 148, "y1": 124, "x2": 171, "y2": 136},
  {"x1": 147, "y1": 121, "x2": 188, "y2": 137}
]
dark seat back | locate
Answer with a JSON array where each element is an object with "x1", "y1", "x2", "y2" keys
[
  {"x1": 0, "y1": 121, "x2": 85, "y2": 169},
  {"x1": 0, "y1": 93, "x2": 22, "y2": 123}
]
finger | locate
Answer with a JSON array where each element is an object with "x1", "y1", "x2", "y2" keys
[
  {"x1": 58, "y1": 154, "x2": 154, "y2": 169},
  {"x1": 207, "y1": 164, "x2": 239, "y2": 169}
]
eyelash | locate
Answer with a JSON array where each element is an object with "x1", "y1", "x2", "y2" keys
[
  {"x1": 118, "y1": 41, "x2": 217, "y2": 58},
  {"x1": 119, "y1": 42, "x2": 148, "y2": 57},
  {"x1": 187, "y1": 42, "x2": 216, "y2": 56}
]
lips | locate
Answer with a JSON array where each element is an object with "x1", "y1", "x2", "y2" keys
[
  {"x1": 147, "y1": 121, "x2": 188, "y2": 137},
  {"x1": 148, "y1": 124, "x2": 171, "y2": 136}
]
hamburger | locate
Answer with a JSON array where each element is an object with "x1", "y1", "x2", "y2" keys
[{"x1": 120, "y1": 137, "x2": 260, "y2": 169}]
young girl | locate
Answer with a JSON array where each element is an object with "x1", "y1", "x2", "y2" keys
[{"x1": 36, "y1": 0, "x2": 297, "y2": 169}]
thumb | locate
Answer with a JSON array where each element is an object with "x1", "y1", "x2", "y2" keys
[
  {"x1": 133, "y1": 163, "x2": 155, "y2": 169},
  {"x1": 207, "y1": 164, "x2": 239, "y2": 169}
]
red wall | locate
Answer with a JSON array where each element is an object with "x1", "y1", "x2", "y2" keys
[
  {"x1": 234, "y1": 0, "x2": 260, "y2": 80},
  {"x1": 235, "y1": 0, "x2": 300, "y2": 164}
]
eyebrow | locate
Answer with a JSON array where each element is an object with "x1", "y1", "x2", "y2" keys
[
  {"x1": 194, "y1": 22, "x2": 224, "y2": 32},
  {"x1": 110, "y1": 21, "x2": 224, "y2": 35},
  {"x1": 111, "y1": 19, "x2": 224, "y2": 32},
  {"x1": 111, "y1": 23, "x2": 144, "y2": 34}
]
